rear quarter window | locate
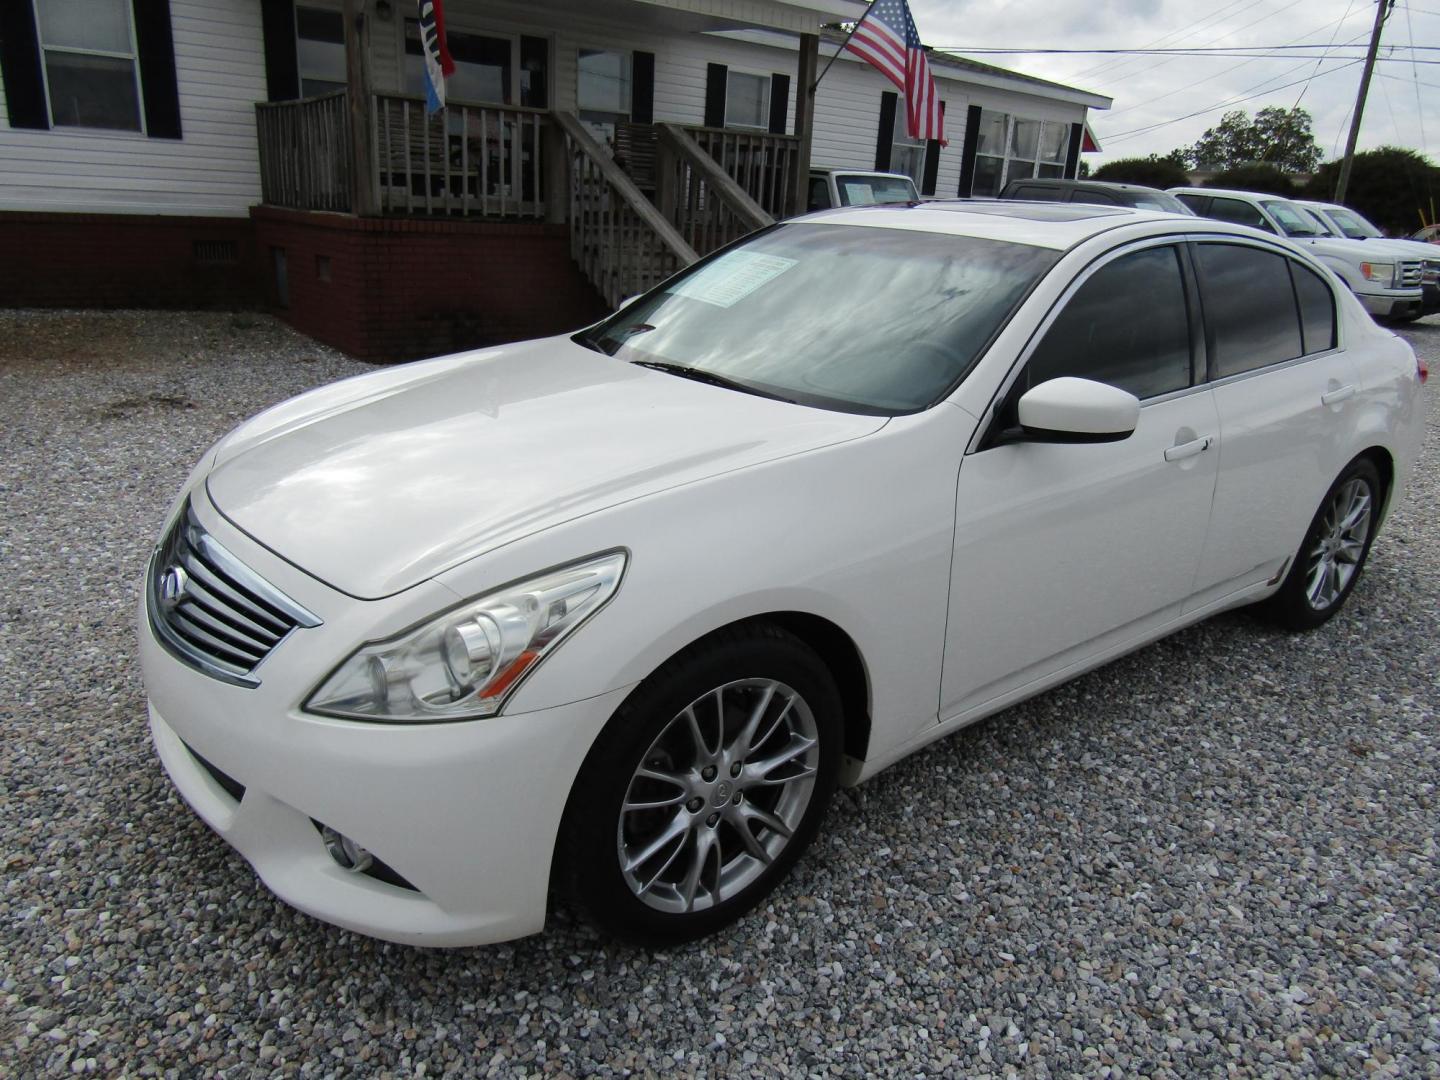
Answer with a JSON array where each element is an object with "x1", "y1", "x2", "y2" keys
[{"x1": 1290, "y1": 261, "x2": 1337, "y2": 355}]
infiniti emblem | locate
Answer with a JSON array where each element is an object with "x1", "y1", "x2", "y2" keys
[{"x1": 159, "y1": 565, "x2": 189, "y2": 611}]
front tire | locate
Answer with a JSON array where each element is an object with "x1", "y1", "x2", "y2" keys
[
  {"x1": 556, "y1": 623, "x2": 841, "y2": 946},
  {"x1": 1263, "y1": 458, "x2": 1382, "y2": 630}
]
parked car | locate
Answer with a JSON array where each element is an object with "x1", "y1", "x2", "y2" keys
[
  {"x1": 1413, "y1": 224, "x2": 1440, "y2": 245},
  {"x1": 1170, "y1": 187, "x2": 1426, "y2": 321},
  {"x1": 1298, "y1": 200, "x2": 1439, "y2": 317},
  {"x1": 141, "y1": 202, "x2": 1426, "y2": 948},
  {"x1": 807, "y1": 168, "x2": 918, "y2": 211},
  {"x1": 1001, "y1": 177, "x2": 1193, "y2": 214}
]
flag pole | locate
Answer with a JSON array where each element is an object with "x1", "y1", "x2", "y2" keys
[{"x1": 810, "y1": 7, "x2": 872, "y2": 93}]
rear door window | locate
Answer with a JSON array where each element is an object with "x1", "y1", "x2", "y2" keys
[
  {"x1": 1008, "y1": 184, "x2": 1057, "y2": 201},
  {"x1": 1194, "y1": 243, "x2": 1304, "y2": 377},
  {"x1": 1071, "y1": 190, "x2": 1120, "y2": 205},
  {"x1": 1021, "y1": 245, "x2": 1193, "y2": 400},
  {"x1": 1204, "y1": 197, "x2": 1276, "y2": 233}
]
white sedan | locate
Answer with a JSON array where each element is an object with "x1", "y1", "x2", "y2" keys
[{"x1": 140, "y1": 203, "x2": 1427, "y2": 947}]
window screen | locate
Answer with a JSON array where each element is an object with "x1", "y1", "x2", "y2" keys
[
  {"x1": 1195, "y1": 244, "x2": 1304, "y2": 377},
  {"x1": 1290, "y1": 261, "x2": 1337, "y2": 355},
  {"x1": 1023, "y1": 246, "x2": 1193, "y2": 400}
]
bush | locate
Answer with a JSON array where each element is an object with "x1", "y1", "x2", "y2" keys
[
  {"x1": 1305, "y1": 148, "x2": 1440, "y2": 235},
  {"x1": 1092, "y1": 157, "x2": 1189, "y2": 190},
  {"x1": 1203, "y1": 164, "x2": 1297, "y2": 197}
]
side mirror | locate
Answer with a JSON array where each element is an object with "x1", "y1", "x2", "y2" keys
[{"x1": 1016, "y1": 376, "x2": 1140, "y2": 443}]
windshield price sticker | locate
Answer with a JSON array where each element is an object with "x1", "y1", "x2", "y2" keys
[
  {"x1": 670, "y1": 252, "x2": 798, "y2": 308},
  {"x1": 841, "y1": 182, "x2": 877, "y2": 205}
]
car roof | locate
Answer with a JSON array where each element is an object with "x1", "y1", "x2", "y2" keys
[
  {"x1": 1008, "y1": 178, "x2": 1165, "y2": 193},
  {"x1": 810, "y1": 168, "x2": 915, "y2": 181},
  {"x1": 1170, "y1": 187, "x2": 1298, "y2": 203},
  {"x1": 797, "y1": 201, "x2": 1190, "y2": 251}
]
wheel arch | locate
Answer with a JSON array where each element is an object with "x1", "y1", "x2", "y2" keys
[{"x1": 1354, "y1": 445, "x2": 1396, "y2": 522}]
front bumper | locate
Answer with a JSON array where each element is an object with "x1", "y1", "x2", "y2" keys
[
  {"x1": 139, "y1": 496, "x2": 629, "y2": 948},
  {"x1": 1359, "y1": 289, "x2": 1424, "y2": 319}
]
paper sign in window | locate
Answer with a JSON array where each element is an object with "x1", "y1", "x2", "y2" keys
[
  {"x1": 669, "y1": 252, "x2": 798, "y2": 308},
  {"x1": 841, "y1": 183, "x2": 876, "y2": 205}
]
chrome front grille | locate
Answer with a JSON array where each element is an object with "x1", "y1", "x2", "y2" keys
[
  {"x1": 147, "y1": 500, "x2": 320, "y2": 686},
  {"x1": 1399, "y1": 261, "x2": 1423, "y2": 288},
  {"x1": 1423, "y1": 259, "x2": 1438, "y2": 285}
]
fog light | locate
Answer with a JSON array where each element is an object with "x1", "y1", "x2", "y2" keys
[{"x1": 320, "y1": 824, "x2": 374, "y2": 874}]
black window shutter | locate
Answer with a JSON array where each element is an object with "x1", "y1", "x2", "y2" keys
[
  {"x1": 1064, "y1": 122, "x2": 1084, "y2": 179},
  {"x1": 957, "y1": 103, "x2": 982, "y2": 196},
  {"x1": 920, "y1": 101, "x2": 944, "y2": 195},
  {"x1": 704, "y1": 63, "x2": 727, "y2": 128},
  {"x1": 520, "y1": 35, "x2": 547, "y2": 108},
  {"x1": 631, "y1": 51, "x2": 654, "y2": 123},
  {"x1": 874, "y1": 91, "x2": 897, "y2": 171},
  {"x1": 0, "y1": 0, "x2": 49, "y2": 129},
  {"x1": 260, "y1": 0, "x2": 300, "y2": 101},
  {"x1": 131, "y1": 0, "x2": 181, "y2": 139},
  {"x1": 767, "y1": 73, "x2": 789, "y2": 134}
]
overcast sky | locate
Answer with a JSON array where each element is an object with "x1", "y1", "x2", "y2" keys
[{"x1": 907, "y1": 0, "x2": 1437, "y2": 165}]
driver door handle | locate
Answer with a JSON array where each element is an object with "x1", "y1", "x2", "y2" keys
[
  {"x1": 1164, "y1": 435, "x2": 1212, "y2": 462},
  {"x1": 1321, "y1": 384, "x2": 1356, "y2": 406}
]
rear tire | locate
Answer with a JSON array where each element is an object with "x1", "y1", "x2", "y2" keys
[
  {"x1": 1262, "y1": 458, "x2": 1382, "y2": 631},
  {"x1": 555, "y1": 623, "x2": 842, "y2": 946}
]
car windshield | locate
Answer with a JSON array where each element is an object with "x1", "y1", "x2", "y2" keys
[
  {"x1": 834, "y1": 175, "x2": 918, "y2": 206},
  {"x1": 576, "y1": 224, "x2": 1058, "y2": 415},
  {"x1": 1325, "y1": 206, "x2": 1383, "y2": 239},
  {"x1": 1263, "y1": 200, "x2": 1323, "y2": 237}
]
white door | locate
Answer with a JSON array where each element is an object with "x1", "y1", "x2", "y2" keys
[
  {"x1": 1185, "y1": 241, "x2": 1362, "y2": 608},
  {"x1": 940, "y1": 242, "x2": 1221, "y2": 719}
]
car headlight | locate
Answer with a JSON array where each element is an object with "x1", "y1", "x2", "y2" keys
[
  {"x1": 304, "y1": 551, "x2": 626, "y2": 723},
  {"x1": 1360, "y1": 262, "x2": 1396, "y2": 287}
]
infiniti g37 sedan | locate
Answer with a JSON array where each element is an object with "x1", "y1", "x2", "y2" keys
[{"x1": 140, "y1": 203, "x2": 1426, "y2": 947}]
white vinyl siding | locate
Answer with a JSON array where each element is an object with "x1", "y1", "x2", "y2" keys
[{"x1": 0, "y1": 0, "x2": 264, "y2": 216}]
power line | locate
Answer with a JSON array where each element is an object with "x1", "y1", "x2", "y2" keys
[
  {"x1": 1405, "y1": 0, "x2": 1430, "y2": 153},
  {"x1": 1295, "y1": 0, "x2": 1359, "y2": 110},
  {"x1": 1103, "y1": 58, "x2": 1364, "y2": 144},
  {"x1": 935, "y1": 43, "x2": 1439, "y2": 54}
]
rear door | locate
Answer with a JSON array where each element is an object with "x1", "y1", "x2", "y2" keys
[
  {"x1": 940, "y1": 240, "x2": 1221, "y2": 718},
  {"x1": 1185, "y1": 239, "x2": 1361, "y2": 609}
]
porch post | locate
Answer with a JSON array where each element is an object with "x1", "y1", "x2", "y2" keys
[
  {"x1": 543, "y1": 121, "x2": 567, "y2": 225},
  {"x1": 792, "y1": 33, "x2": 818, "y2": 217},
  {"x1": 343, "y1": 0, "x2": 377, "y2": 216}
]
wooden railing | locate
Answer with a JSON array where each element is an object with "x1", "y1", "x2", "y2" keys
[
  {"x1": 255, "y1": 91, "x2": 353, "y2": 213},
  {"x1": 554, "y1": 112, "x2": 698, "y2": 309},
  {"x1": 372, "y1": 93, "x2": 547, "y2": 218},
  {"x1": 656, "y1": 123, "x2": 774, "y2": 256},
  {"x1": 682, "y1": 126, "x2": 801, "y2": 221}
]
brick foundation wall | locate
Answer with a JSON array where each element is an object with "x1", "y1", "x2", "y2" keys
[
  {"x1": 0, "y1": 212, "x2": 260, "y2": 309},
  {"x1": 250, "y1": 206, "x2": 609, "y2": 363}
]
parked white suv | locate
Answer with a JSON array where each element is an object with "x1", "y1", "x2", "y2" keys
[
  {"x1": 1170, "y1": 187, "x2": 1425, "y2": 321},
  {"x1": 1297, "y1": 200, "x2": 1439, "y2": 319}
]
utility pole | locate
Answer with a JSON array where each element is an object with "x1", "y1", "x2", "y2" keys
[{"x1": 1334, "y1": 0, "x2": 1393, "y2": 203}]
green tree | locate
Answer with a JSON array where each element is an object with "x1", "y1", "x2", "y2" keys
[
  {"x1": 1204, "y1": 164, "x2": 1297, "y2": 197},
  {"x1": 1305, "y1": 147, "x2": 1440, "y2": 235},
  {"x1": 1092, "y1": 155, "x2": 1190, "y2": 189},
  {"x1": 1187, "y1": 107, "x2": 1322, "y2": 173}
]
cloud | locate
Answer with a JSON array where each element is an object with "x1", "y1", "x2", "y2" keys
[{"x1": 910, "y1": 0, "x2": 1435, "y2": 166}]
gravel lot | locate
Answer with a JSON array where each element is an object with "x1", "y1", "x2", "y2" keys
[{"x1": 2, "y1": 309, "x2": 1438, "y2": 1077}]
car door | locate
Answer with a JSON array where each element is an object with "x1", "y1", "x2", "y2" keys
[
  {"x1": 940, "y1": 241, "x2": 1221, "y2": 719},
  {"x1": 1184, "y1": 239, "x2": 1362, "y2": 609}
]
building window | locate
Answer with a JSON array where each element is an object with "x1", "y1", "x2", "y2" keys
[
  {"x1": 725, "y1": 70, "x2": 769, "y2": 130},
  {"x1": 403, "y1": 20, "x2": 514, "y2": 105},
  {"x1": 971, "y1": 110, "x2": 1069, "y2": 196},
  {"x1": 577, "y1": 48, "x2": 630, "y2": 147},
  {"x1": 296, "y1": 6, "x2": 345, "y2": 98},
  {"x1": 890, "y1": 95, "x2": 925, "y2": 183},
  {"x1": 34, "y1": 0, "x2": 143, "y2": 131}
]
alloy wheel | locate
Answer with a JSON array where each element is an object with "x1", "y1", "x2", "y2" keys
[
  {"x1": 617, "y1": 678, "x2": 820, "y2": 914},
  {"x1": 1304, "y1": 477, "x2": 1373, "y2": 611}
]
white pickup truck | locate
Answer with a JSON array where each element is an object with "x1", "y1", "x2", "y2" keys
[
  {"x1": 1170, "y1": 187, "x2": 1426, "y2": 321},
  {"x1": 806, "y1": 169, "x2": 919, "y2": 213}
]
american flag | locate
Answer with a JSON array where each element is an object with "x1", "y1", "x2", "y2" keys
[{"x1": 845, "y1": 0, "x2": 944, "y2": 143}]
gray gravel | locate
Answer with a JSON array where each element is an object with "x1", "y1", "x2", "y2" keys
[{"x1": 2, "y1": 308, "x2": 1439, "y2": 1077}]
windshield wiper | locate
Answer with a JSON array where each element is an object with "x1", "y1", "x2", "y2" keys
[{"x1": 630, "y1": 360, "x2": 796, "y2": 404}]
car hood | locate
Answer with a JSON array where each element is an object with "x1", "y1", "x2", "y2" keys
[{"x1": 205, "y1": 337, "x2": 885, "y2": 598}]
